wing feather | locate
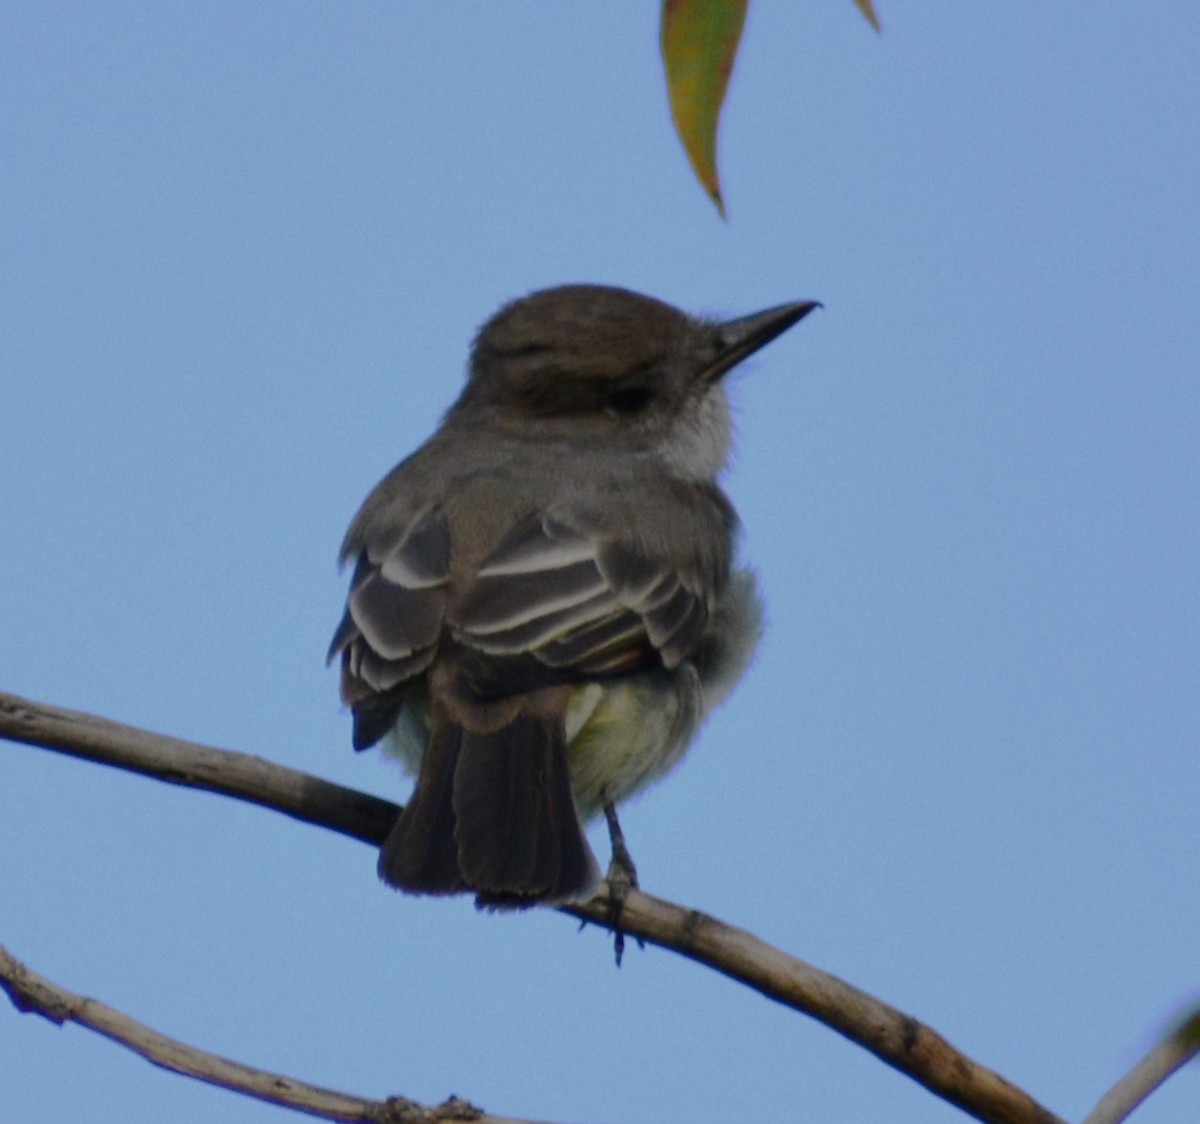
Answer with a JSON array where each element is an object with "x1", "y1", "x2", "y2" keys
[
  {"x1": 334, "y1": 506, "x2": 715, "y2": 747},
  {"x1": 450, "y1": 513, "x2": 709, "y2": 677},
  {"x1": 331, "y1": 508, "x2": 451, "y2": 742}
]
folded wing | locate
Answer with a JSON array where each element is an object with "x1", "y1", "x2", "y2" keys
[{"x1": 330, "y1": 508, "x2": 712, "y2": 745}]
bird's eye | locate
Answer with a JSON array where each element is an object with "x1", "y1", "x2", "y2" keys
[{"x1": 608, "y1": 384, "x2": 655, "y2": 415}]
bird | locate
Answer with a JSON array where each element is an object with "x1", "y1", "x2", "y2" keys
[{"x1": 328, "y1": 284, "x2": 817, "y2": 908}]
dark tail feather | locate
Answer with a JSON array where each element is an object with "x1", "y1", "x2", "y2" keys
[
  {"x1": 379, "y1": 699, "x2": 600, "y2": 907},
  {"x1": 453, "y1": 707, "x2": 600, "y2": 907},
  {"x1": 378, "y1": 718, "x2": 466, "y2": 894}
]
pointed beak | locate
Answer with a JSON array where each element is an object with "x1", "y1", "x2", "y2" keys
[{"x1": 704, "y1": 299, "x2": 821, "y2": 383}]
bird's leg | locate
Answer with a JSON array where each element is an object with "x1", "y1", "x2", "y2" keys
[
  {"x1": 602, "y1": 798, "x2": 643, "y2": 966},
  {"x1": 603, "y1": 799, "x2": 639, "y2": 893}
]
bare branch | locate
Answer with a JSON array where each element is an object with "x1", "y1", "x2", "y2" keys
[
  {"x1": 563, "y1": 892, "x2": 1063, "y2": 1124},
  {"x1": 0, "y1": 942, "x2": 541, "y2": 1124},
  {"x1": 0, "y1": 690, "x2": 395, "y2": 847},
  {"x1": 1, "y1": 690, "x2": 1065, "y2": 1124},
  {"x1": 1083, "y1": 1005, "x2": 1200, "y2": 1124}
]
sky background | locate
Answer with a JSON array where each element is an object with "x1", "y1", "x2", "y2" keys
[{"x1": 3, "y1": 5, "x2": 1198, "y2": 1123}]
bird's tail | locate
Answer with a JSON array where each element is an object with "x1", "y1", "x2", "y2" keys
[{"x1": 378, "y1": 696, "x2": 601, "y2": 907}]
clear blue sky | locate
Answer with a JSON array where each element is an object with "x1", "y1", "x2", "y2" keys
[{"x1": 3, "y1": 5, "x2": 1198, "y2": 1122}]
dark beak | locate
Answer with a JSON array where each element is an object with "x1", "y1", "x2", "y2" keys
[{"x1": 705, "y1": 300, "x2": 821, "y2": 383}]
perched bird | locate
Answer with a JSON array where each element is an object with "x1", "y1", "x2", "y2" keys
[{"x1": 329, "y1": 284, "x2": 817, "y2": 907}]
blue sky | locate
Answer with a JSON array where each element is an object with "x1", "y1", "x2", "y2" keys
[{"x1": 3, "y1": 5, "x2": 1198, "y2": 1122}]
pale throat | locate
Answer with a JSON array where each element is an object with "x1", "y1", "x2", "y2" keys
[{"x1": 657, "y1": 386, "x2": 734, "y2": 481}]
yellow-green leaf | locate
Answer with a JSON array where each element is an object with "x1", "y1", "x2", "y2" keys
[
  {"x1": 853, "y1": 0, "x2": 882, "y2": 33},
  {"x1": 661, "y1": 0, "x2": 748, "y2": 218}
]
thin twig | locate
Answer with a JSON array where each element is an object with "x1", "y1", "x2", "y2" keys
[
  {"x1": 0, "y1": 943, "x2": 537, "y2": 1124},
  {"x1": 1082, "y1": 1005, "x2": 1200, "y2": 1124},
  {"x1": 2, "y1": 690, "x2": 1066, "y2": 1124}
]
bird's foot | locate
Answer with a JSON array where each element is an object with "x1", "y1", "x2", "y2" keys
[{"x1": 603, "y1": 800, "x2": 644, "y2": 967}]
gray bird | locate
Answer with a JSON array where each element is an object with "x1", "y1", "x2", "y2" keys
[{"x1": 329, "y1": 284, "x2": 817, "y2": 907}]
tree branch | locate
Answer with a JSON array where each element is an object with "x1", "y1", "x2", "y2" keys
[
  {"x1": 0, "y1": 942, "x2": 539, "y2": 1124},
  {"x1": 0, "y1": 690, "x2": 1090, "y2": 1124},
  {"x1": 558, "y1": 894, "x2": 1064, "y2": 1124},
  {"x1": 0, "y1": 691, "x2": 396, "y2": 847},
  {"x1": 1082, "y1": 1005, "x2": 1200, "y2": 1124}
]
